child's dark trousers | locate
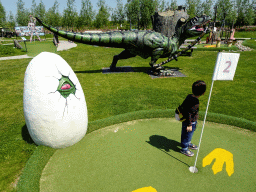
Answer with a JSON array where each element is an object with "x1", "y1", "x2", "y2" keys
[{"x1": 181, "y1": 121, "x2": 197, "y2": 151}]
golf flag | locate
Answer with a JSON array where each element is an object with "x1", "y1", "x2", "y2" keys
[
  {"x1": 189, "y1": 52, "x2": 240, "y2": 174},
  {"x1": 212, "y1": 53, "x2": 240, "y2": 81}
]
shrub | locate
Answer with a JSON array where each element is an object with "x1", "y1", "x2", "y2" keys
[{"x1": 236, "y1": 27, "x2": 256, "y2": 32}]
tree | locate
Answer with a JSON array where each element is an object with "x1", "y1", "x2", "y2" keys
[
  {"x1": 45, "y1": 0, "x2": 61, "y2": 27},
  {"x1": 185, "y1": 0, "x2": 199, "y2": 18},
  {"x1": 62, "y1": 0, "x2": 77, "y2": 29},
  {"x1": 140, "y1": 0, "x2": 157, "y2": 29},
  {"x1": 0, "y1": 1, "x2": 6, "y2": 27},
  {"x1": 35, "y1": 0, "x2": 46, "y2": 22},
  {"x1": 158, "y1": 0, "x2": 167, "y2": 12},
  {"x1": 77, "y1": 0, "x2": 94, "y2": 28},
  {"x1": 31, "y1": 0, "x2": 37, "y2": 17},
  {"x1": 170, "y1": 0, "x2": 178, "y2": 11},
  {"x1": 112, "y1": 0, "x2": 125, "y2": 26},
  {"x1": 229, "y1": 1, "x2": 237, "y2": 26},
  {"x1": 201, "y1": 0, "x2": 213, "y2": 17},
  {"x1": 94, "y1": 0, "x2": 110, "y2": 28},
  {"x1": 215, "y1": 0, "x2": 235, "y2": 27},
  {"x1": 253, "y1": 0, "x2": 256, "y2": 24},
  {"x1": 125, "y1": 0, "x2": 141, "y2": 29},
  {"x1": 243, "y1": 0, "x2": 255, "y2": 25},
  {"x1": 236, "y1": 0, "x2": 245, "y2": 26},
  {"x1": 6, "y1": 11, "x2": 16, "y2": 28},
  {"x1": 16, "y1": 0, "x2": 30, "y2": 26}
]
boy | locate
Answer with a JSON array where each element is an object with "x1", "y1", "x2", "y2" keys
[{"x1": 180, "y1": 80, "x2": 206, "y2": 157}]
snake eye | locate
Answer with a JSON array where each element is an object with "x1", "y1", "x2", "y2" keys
[{"x1": 57, "y1": 76, "x2": 76, "y2": 98}]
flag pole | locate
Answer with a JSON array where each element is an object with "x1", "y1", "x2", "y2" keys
[
  {"x1": 188, "y1": 52, "x2": 239, "y2": 173},
  {"x1": 189, "y1": 79, "x2": 215, "y2": 173}
]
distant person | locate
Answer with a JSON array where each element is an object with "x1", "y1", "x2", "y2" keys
[
  {"x1": 28, "y1": 15, "x2": 41, "y2": 42},
  {"x1": 179, "y1": 80, "x2": 206, "y2": 157}
]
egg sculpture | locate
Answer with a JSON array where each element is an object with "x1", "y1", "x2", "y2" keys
[{"x1": 23, "y1": 52, "x2": 88, "y2": 148}]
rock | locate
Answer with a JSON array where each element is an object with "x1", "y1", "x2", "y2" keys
[{"x1": 235, "y1": 40, "x2": 252, "y2": 51}]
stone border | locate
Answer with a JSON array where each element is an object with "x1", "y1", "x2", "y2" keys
[{"x1": 235, "y1": 40, "x2": 253, "y2": 51}]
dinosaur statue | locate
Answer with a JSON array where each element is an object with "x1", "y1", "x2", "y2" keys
[{"x1": 36, "y1": 15, "x2": 211, "y2": 71}]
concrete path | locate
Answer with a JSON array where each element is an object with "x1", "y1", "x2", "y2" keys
[
  {"x1": 57, "y1": 40, "x2": 77, "y2": 51},
  {"x1": 0, "y1": 54, "x2": 32, "y2": 61}
]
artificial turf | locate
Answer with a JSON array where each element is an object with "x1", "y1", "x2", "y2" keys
[{"x1": 39, "y1": 118, "x2": 256, "y2": 192}]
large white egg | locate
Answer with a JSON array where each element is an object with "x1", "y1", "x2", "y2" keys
[{"x1": 23, "y1": 52, "x2": 88, "y2": 148}]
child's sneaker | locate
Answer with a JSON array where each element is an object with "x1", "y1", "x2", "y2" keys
[
  {"x1": 189, "y1": 143, "x2": 198, "y2": 150},
  {"x1": 180, "y1": 149, "x2": 194, "y2": 157}
]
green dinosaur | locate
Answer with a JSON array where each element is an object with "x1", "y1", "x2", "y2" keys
[{"x1": 36, "y1": 15, "x2": 211, "y2": 71}]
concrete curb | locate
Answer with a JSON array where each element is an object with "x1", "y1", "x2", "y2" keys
[{"x1": 0, "y1": 54, "x2": 33, "y2": 61}]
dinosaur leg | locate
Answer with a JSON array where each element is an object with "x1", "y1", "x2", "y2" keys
[
  {"x1": 110, "y1": 50, "x2": 136, "y2": 71},
  {"x1": 150, "y1": 48, "x2": 164, "y2": 68}
]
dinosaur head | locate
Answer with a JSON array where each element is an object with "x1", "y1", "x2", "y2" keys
[
  {"x1": 187, "y1": 15, "x2": 211, "y2": 36},
  {"x1": 175, "y1": 15, "x2": 211, "y2": 43}
]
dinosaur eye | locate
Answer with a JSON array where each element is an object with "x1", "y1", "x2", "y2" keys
[{"x1": 57, "y1": 76, "x2": 76, "y2": 98}]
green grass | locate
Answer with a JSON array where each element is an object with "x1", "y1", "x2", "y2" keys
[
  {"x1": 0, "y1": 44, "x2": 26, "y2": 57},
  {"x1": 188, "y1": 30, "x2": 256, "y2": 40},
  {"x1": 25, "y1": 41, "x2": 57, "y2": 57},
  {"x1": 0, "y1": 39, "x2": 57, "y2": 57},
  {"x1": 234, "y1": 31, "x2": 256, "y2": 38},
  {"x1": 0, "y1": 39, "x2": 256, "y2": 191},
  {"x1": 243, "y1": 39, "x2": 256, "y2": 49},
  {"x1": 17, "y1": 146, "x2": 56, "y2": 192}
]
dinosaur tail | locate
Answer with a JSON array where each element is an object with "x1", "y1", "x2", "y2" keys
[{"x1": 36, "y1": 17, "x2": 131, "y2": 48}]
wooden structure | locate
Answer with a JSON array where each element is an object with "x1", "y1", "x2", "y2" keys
[{"x1": 152, "y1": 6, "x2": 189, "y2": 38}]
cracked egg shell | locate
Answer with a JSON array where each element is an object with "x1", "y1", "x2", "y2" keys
[{"x1": 23, "y1": 52, "x2": 88, "y2": 148}]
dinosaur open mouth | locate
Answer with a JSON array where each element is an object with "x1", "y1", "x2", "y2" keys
[
  {"x1": 191, "y1": 19, "x2": 212, "y2": 32},
  {"x1": 190, "y1": 26, "x2": 204, "y2": 32},
  {"x1": 195, "y1": 26, "x2": 204, "y2": 31}
]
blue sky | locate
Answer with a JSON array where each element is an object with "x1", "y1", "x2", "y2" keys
[{"x1": 1, "y1": 0, "x2": 186, "y2": 17}]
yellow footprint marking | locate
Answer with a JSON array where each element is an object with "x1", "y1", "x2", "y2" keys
[
  {"x1": 203, "y1": 148, "x2": 234, "y2": 176},
  {"x1": 132, "y1": 186, "x2": 157, "y2": 192}
]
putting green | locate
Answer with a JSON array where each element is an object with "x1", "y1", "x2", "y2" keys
[{"x1": 40, "y1": 118, "x2": 256, "y2": 192}]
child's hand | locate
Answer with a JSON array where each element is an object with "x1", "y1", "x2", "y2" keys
[{"x1": 187, "y1": 126, "x2": 193, "y2": 132}]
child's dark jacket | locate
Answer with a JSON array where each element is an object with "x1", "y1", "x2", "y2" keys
[{"x1": 181, "y1": 94, "x2": 199, "y2": 126}]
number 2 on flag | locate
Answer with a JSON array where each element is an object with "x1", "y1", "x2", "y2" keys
[{"x1": 223, "y1": 61, "x2": 231, "y2": 73}]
